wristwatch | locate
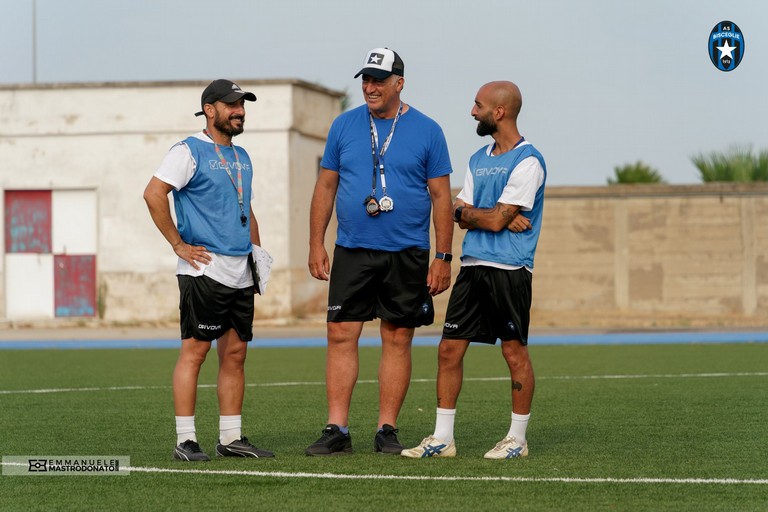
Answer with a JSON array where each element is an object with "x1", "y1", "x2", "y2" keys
[
  {"x1": 435, "y1": 252, "x2": 453, "y2": 262},
  {"x1": 453, "y1": 206, "x2": 464, "y2": 223}
]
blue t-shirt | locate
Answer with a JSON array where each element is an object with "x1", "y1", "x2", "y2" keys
[
  {"x1": 172, "y1": 136, "x2": 254, "y2": 256},
  {"x1": 462, "y1": 143, "x2": 547, "y2": 268},
  {"x1": 321, "y1": 104, "x2": 452, "y2": 251}
]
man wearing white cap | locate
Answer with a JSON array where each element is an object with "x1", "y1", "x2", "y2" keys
[{"x1": 306, "y1": 48, "x2": 454, "y2": 455}]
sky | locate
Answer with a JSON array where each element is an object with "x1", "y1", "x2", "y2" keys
[{"x1": 1, "y1": 0, "x2": 765, "y2": 187}]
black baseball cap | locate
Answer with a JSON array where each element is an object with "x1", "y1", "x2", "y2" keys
[
  {"x1": 354, "y1": 48, "x2": 405, "y2": 79},
  {"x1": 194, "y1": 79, "x2": 257, "y2": 117}
]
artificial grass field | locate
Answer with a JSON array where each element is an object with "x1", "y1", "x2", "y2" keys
[{"x1": 1, "y1": 341, "x2": 767, "y2": 511}]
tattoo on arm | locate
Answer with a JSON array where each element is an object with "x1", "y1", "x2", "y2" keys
[
  {"x1": 501, "y1": 205, "x2": 519, "y2": 225},
  {"x1": 463, "y1": 203, "x2": 519, "y2": 230},
  {"x1": 511, "y1": 380, "x2": 523, "y2": 392}
]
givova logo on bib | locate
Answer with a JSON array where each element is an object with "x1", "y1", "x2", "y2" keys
[{"x1": 708, "y1": 21, "x2": 744, "y2": 72}]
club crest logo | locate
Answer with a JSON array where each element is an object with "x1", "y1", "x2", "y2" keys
[{"x1": 708, "y1": 21, "x2": 744, "y2": 72}]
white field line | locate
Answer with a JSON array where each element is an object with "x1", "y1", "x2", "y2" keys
[
  {"x1": 47, "y1": 463, "x2": 768, "y2": 485},
  {"x1": 1, "y1": 372, "x2": 767, "y2": 396},
  {"x1": 128, "y1": 466, "x2": 768, "y2": 485},
  {"x1": 1, "y1": 461, "x2": 766, "y2": 485}
]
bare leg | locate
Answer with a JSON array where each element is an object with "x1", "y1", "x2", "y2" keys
[
  {"x1": 173, "y1": 338, "x2": 212, "y2": 416},
  {"x1": 216, "y1": 328, "x2": 248, "y2": 416},
  {"x1": 501, "y1": 340, "x2": 535, "y2": 414},
  {"x1": 377, "y1": 320, "x2": 415, "y2": 428},
  {"x1": 436, "y1": 339, "x2": 470, "y2": 409},
  {"x1": 326, "y1": 321, "x2": 363, "y2": 426}
]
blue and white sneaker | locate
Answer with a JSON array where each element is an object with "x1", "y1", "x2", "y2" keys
[
  {"x1": 400, "y1": 436, "x2": 456, "y2": 458},
  {"x1": 483, "y1": 436, "x2": 528, "y2": 459}
]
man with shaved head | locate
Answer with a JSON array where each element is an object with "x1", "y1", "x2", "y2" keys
[{"x1": 402, "y1": 81, "x2": 546, "y2": 460}]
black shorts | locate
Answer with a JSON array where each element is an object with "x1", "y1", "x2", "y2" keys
[
  {"x1": 177, "y1": 275, "x2": 255, "y2": 342},
  {"x1": 327, "y1": 245, "x2": 434, "y2": 328},
  {"x1": 442, "y1": 266, "x2": 532, "y2": 345}
]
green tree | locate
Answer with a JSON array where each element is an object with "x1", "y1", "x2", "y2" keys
[
  {"x1": 608, "y1": 161, "x2": 665, "y2": 184},
  {"x1": 340, "y1": 90, "x2": 352, "y2": 112},
  {"x1": 691, "y1": 146, "x2": 768, "y2": 182}
]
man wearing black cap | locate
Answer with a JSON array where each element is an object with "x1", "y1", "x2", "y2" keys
[
  {"x1": 144, "y1": 79, "x2": 274, "y2": 461},
  {"x1": 306, "y1": 48, "x2": 454, "y2": 455}
]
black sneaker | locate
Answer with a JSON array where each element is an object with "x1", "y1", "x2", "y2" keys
[
  {"x1": 216, "y1": 436, "x2": 275, "y2": 458},
  {"x1": 173, "y1": 439, "x2": 210, "y2": 461},
  {"x1": 305, "y1": 424, "x2": 353, "y2": 456},
  {"x1": 374, "y1": 424, "x2": 404, "y2": 454}
]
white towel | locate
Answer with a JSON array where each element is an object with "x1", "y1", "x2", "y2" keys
[{"x1": 251, "y1": 244, "x2": 273, "y2": 295}]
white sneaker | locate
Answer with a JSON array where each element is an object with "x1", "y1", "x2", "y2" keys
[
  {"x1": 483, "y1": 436, "x2": 528, "y2": 459},
  {"x1": 400, "y1": 436, "x2": 456, "y2": 458}
]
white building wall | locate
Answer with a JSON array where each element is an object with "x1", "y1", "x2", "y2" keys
[
  {"x1": 5, "y1": 254, "x2": 54, "y2": 319},
  {"x1": 0, "y1": 80, "x2": 343, "y2": 324},
  {"x1": 52, "y1": 190, "x2": 98, "y2": 255}
]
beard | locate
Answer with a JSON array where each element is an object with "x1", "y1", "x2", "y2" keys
[
  {"x1": 476, "y1": 118, "x2": 497, "y2": 137},
  {"x1": 214, "y1": 112, "x2": 245, "y2": 137}
]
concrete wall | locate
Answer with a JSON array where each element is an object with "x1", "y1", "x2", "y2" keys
[
  {"x1": 426, "y1": 183, "x2": 768, "y2": 330},
  {"x1": 0, "y1": 80, "x2": 342, "y2": 324},
  {"x1": 3, "y1": 81, "x2": 767, "y2": 329},
  {"x1": 523, "y1": 183, "x2": 768, "y2": 329}
]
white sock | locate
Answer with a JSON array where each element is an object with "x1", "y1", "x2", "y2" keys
[
  {"x1": 507, "y1": 412, "x2": 530, "y2": 443},
  {"x1": 432, "y1": 408, "x2": 456, "y2": 444},
  {"x1": 175, "y1": 415, "x2": 196, "y2": 445},
  {"x1": 219, "y1": 415, "x2": 242, "y2": 445}
]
